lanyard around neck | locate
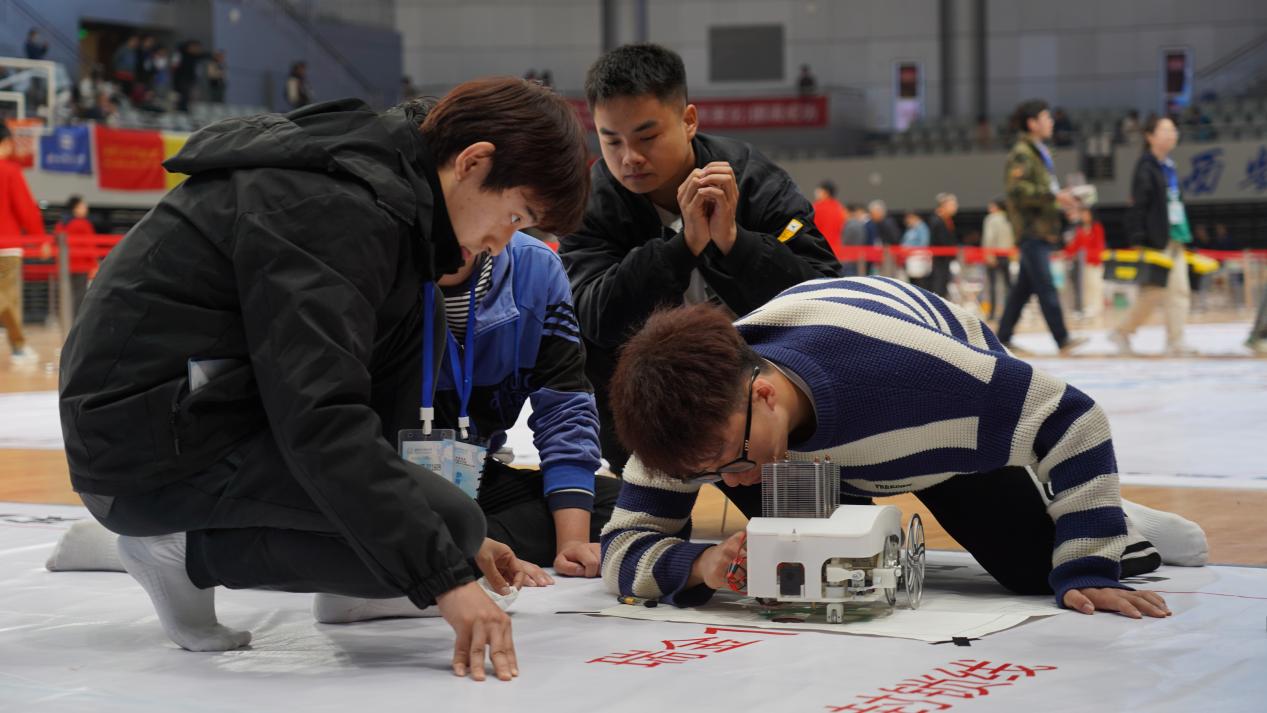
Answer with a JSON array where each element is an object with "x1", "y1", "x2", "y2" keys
[
  {"x1": 1160, "y1": 159, "x2": 1180, "y2": 194},
  {"x1": 420, "y1": 259, "x2": 482, "y2": 438}
]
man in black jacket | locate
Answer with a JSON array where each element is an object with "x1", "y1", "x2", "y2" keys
[
  {"x1": 558, "y1": 44, "x2": 840, "y2": 472},
  {"x1": 926, "y1": 192, "x2": 959, "y2": 298},
  {"x1": 58, "y1": 78, "x2": 589, "y2": 681}
]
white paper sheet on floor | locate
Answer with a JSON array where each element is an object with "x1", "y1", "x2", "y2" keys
[
  {"x1": 1, "y1": 502, "x2": 1263, "y2": 713},
  {"x1": 596, "y1": 584, "x2": 1065, "y2": 643}
]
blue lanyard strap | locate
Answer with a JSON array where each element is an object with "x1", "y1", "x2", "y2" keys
[
  {"x1": 420, "y1": 258, "x2": 483, "y2": 440},
  {"x1": 1036, "y1": 142, "x2": 1056, "y2": 175},
  {"x1": 448, "y1": 268, "x2": 479, "y2": 439},
  {"x1": 420, "y1": 284, "x2": 436, "y2": 434},
  {"x1": 1161, "y1": 159, "x2": 1180, "y2": 194}
]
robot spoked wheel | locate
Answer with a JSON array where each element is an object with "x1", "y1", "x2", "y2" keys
[{"x1": 901, "y1": 513, "x2": 926, "y2": 609}]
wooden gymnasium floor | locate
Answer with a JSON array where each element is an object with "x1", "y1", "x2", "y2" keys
[{"x1": 3, "y1": 323, "x2": 1265, "y2": 566}]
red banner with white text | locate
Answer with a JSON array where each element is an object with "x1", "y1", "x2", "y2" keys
[
  {"x1": 94, "y1": 125, "x2": 166, "y2": 191},
  {"x1": 567, "y1": 95, "x2": 828, "y2": 132}
]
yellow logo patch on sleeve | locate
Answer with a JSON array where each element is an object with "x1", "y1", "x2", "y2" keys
[{"x1": 777, "y1": 218, "x2": 805, "y2": 243}]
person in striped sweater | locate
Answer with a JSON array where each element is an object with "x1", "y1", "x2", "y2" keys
[{"x1": 602, "y1": 276, "x2": 1207, "y2": 618}]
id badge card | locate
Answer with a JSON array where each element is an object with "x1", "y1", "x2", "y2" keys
[
  {"x1": 451, "y1": 439, "x2": 488, "y2": 499},
  {"x1": 398, "y1": 428, "x2": 456, "y2": 482},
  {"x1": 1167, "y1": 197, "x2": 1187, "y2": 226},
  {"x1": 1165, "y1": 189, "x2": 1185, "y2": 225}
]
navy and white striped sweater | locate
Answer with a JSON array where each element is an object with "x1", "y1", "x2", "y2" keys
[{"x1": 601, "y1": 276, "x2": 1130, "y2": 608}]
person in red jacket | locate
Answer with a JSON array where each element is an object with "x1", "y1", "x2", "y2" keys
[
  {"x1": 1065, "y1": 205, "x2": 1106, "y2": 319},
  {"x1": 0, "y1": 123, "x2": 44, "y2": 363},
  {"x1": 56, "y1": 195, "x2": 102, "y2": 280},
  {"x1": 812, "y1": 180, "x2": 847, "y2": 262},
  {"x1": 56, "y1": 195, "x2": 97, "y2": 236}
]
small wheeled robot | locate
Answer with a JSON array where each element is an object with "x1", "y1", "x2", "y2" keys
[{"x1": 742, "y1": 460, "x2": 926, "y2": 623}]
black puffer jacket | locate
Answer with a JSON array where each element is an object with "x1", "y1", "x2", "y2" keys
[
  {"x1": 59, "y1": 99, "x2": 473, "y2": 604},
  {"x1": 558, "y1": 132, "x2": 840, "y2": 467},
  {"x1": 1127, "y1": 152, "x2": 1174, "y2": 251}
]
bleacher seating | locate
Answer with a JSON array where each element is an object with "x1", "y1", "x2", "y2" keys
[
  {"x1": 868, "y1": 95, "x2": 1267, "y2": 157},
  {"x1": 113, "y1": 102, "x2": 271, "y2": 133}
]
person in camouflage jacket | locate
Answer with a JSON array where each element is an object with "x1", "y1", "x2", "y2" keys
[{"x1": 995, "y1": 99, "x2": 1085, "y2": 355}]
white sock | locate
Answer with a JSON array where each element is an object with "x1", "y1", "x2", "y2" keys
[
  {"x1": 477, "y1": 577, "x2": 520, "y2": 612},
  {"x1": 1122, "y1": 499, "x2": 1209, "y2": 566},
  {"x1": 46, "y1": 520, "x2": 126, "y2": 572},
  {"x1": 313, "y1": 594, "x2": 442, "y2": 624},
  {"x1": 117, "y1": 533, "x2": 252, "y2": 652},
  {"x1": 313, "y1": 577, "x2": 519, "y2": 625}
]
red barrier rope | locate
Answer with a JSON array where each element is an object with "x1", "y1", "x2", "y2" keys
[
  {"x1": 543, "y1": 240, "x2": 1267, "y2": 265},
  {"x1": 3, "y1": 234, "x2": 1265, "y2": 280},
  {"x1": 0, "y1": 234, "x2": 125, "y2": 280}
]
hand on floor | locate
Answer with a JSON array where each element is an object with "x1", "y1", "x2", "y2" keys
[
  {"x1": 475, "y1": 538, "x2": 554, "y2": 595},
  {"x1": 554, "y1": 541, "x2": 601, "y2": 578},
  {"x1": 1063, "y1": 587, "x2": 1171, "y2": 619},
  {"x1": 436, "y1": 580, "x2": 516, "y2": 682}
]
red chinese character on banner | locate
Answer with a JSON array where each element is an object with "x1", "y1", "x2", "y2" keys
[
  {"x1": 586, "y1": 649, "x2": 707, "y2": 668},
  {"x1": 881, "y1": 675, "x2": 1011, "y2": 700},
  {"x1": 825, "y1": 694, "x2": 954, "y2": 713},
  {"x1": 660, "y1": 636, "x2": 760, "y2": 653},
  {"x1": 935, "y1": 660, "x2": 1057, "y2": 683},
  {"x1": 826, "y1": 659, "x2": 1056, "y2": 712}
]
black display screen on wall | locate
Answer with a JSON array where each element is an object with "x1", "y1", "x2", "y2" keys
[{"x1": 709, "y1": 24, "x2": 785, "y2": 82}]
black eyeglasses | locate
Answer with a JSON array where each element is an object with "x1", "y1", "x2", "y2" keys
[{"x1": 686, "y1": 365, "x2": 761, "y2": 483}]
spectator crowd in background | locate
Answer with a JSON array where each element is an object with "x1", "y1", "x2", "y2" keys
[{"x1": 69, "y1": 33, "x2": 229, "y2": 126}]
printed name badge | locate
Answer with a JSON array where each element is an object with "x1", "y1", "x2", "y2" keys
[
  {"x1": 398, "y1": 428, "x2": 456, "y2": 482},
  {"x1": 451, "y1": 440, "x2": 488, "y2": 499},
  {"x1": 1167, "y1": 196, "x2": 1188, "y2": 226}
]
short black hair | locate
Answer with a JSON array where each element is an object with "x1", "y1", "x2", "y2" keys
[
  {"x1": 418, "y1": 77, "x2": 590, "y2": 236},
  {"x1": 1012, "y1": 99, "x2": 1050, "y2": 133},
  {"x1": 1142, "y1": 113, "x2": 1170, "y2": 136},
  {"x1": 585, "y1": 43, "x2": 687, "y2": 109},
  {"x1": 818, "y1": 180, "x2": 837, "y2": 197}
]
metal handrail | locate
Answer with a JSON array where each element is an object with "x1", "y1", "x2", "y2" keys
[
  {"x1": 265, "y1": 0, "x2": 380, "y2": 103},
  {"x1": 7, "y1": 0, "x2": 79, "y2": 57},
  {"x1": 1196, "y1": 31, "x2": 1267, "y2": 80}
]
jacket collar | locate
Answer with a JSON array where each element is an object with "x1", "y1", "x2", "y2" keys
[
  {"x1": 402, "y1": 129, "x2": 462, "y2": 280},
  {"x1": 471, "y1": 245, "x2": 520, "y2": 336}
]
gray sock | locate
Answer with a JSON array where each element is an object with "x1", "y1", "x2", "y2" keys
[
  {"x1": 46, "y1": 520, "x2": 126, "y2": 572},
  {"x1": 117, "y1": 533, "x2": 252, "y2": 652}
]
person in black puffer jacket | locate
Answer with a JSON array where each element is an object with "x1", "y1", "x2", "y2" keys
[{"x1": 59, "y1": 78, "x2": 588, "y2": 682}]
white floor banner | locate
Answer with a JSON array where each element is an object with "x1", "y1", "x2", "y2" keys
[{"x1": 1, "y1": 503, "x2": 1262, "y2": 712}]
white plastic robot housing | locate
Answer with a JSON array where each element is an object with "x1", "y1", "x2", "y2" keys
[{"x1": 746, "y1": 504, "x2": 924, "y2": 620}]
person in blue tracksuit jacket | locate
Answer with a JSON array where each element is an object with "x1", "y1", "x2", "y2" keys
[{"x1": 430, "y1": 232, "x2": 620, "y2": 577}]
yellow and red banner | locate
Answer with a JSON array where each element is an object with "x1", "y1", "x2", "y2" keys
[
  {"x1": 161, "y1": 132, "x2": 188, "y2": 190},
  {"x1": 94, "y1": 125, "x2": 166, "y2": 191}
]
